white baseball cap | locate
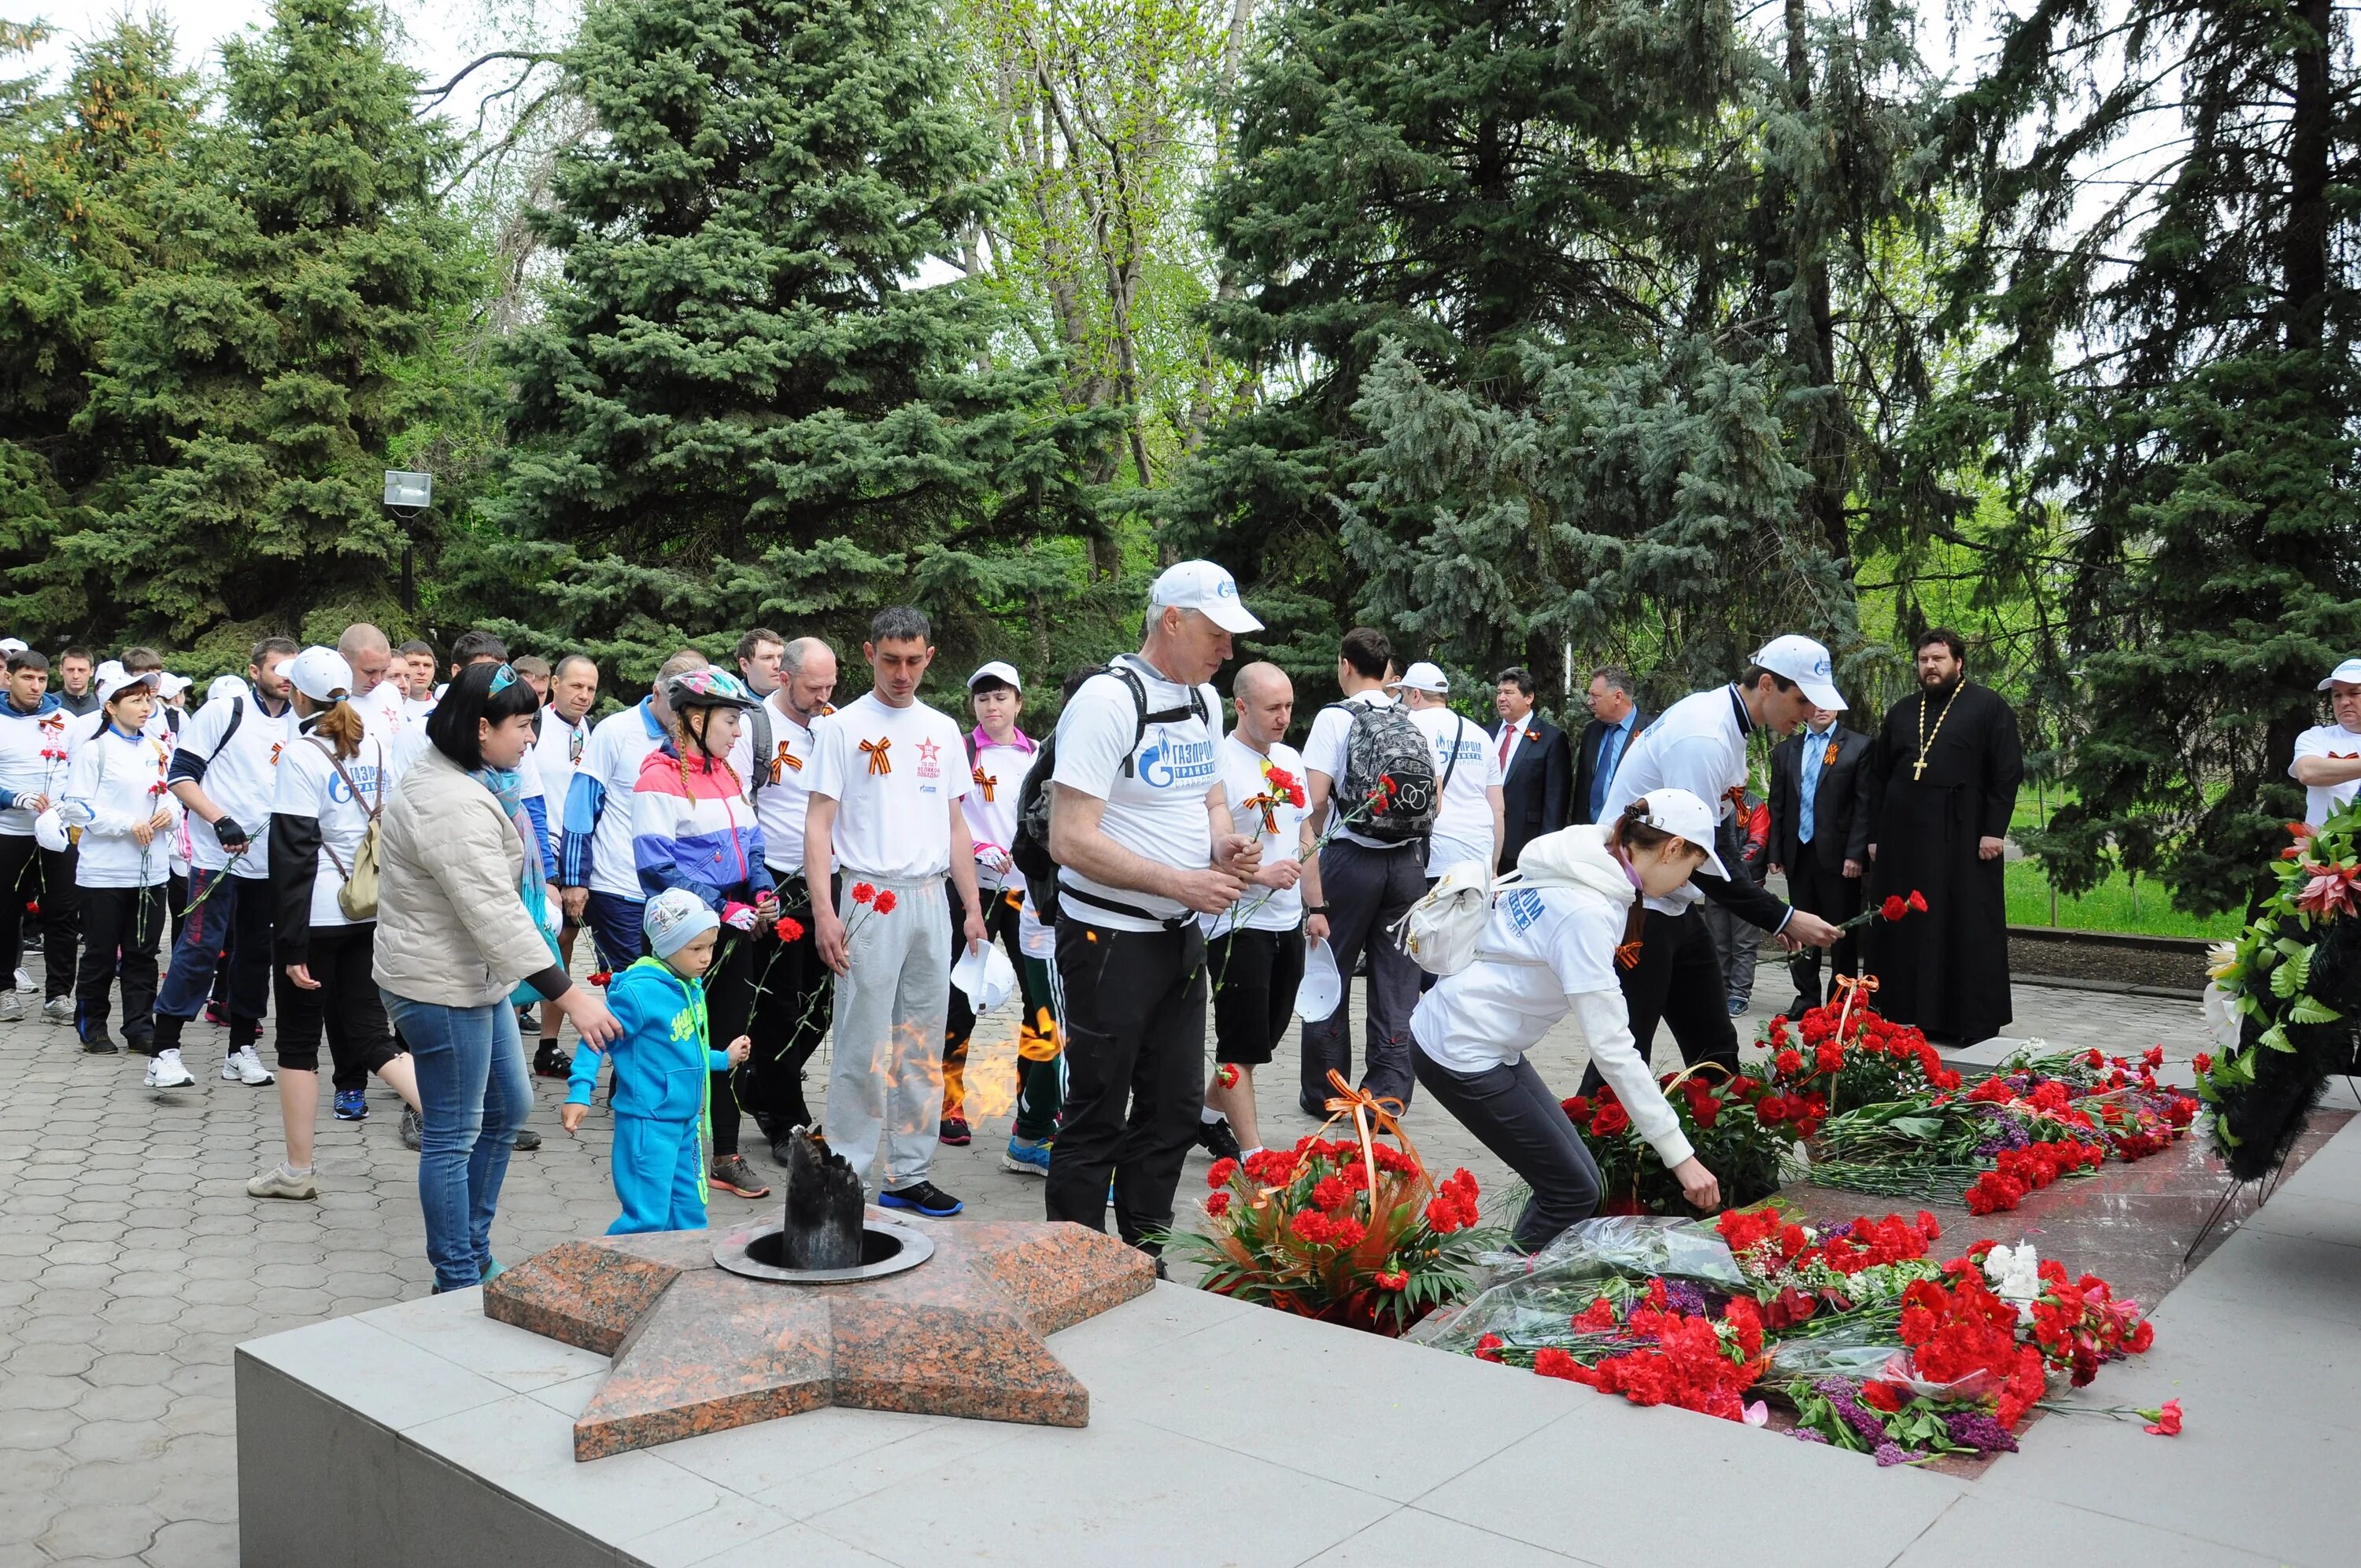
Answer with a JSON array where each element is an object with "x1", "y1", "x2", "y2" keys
[
  {"x1": 1750, "y1": 634, "x2": 1846, "y2": 711},
  {"x1": 1147, "y1": 559, "x2": 1262, "y2": 635},
  {"x1": 1630, "y1": 788, "x2": 1729, "y2": 880},
  {"x1": 95, "y1": 669, "x2": 161, "y2": 707},
  {"x1": 966, "y1": 660, "x2": 1022, "y2": 692},
  {"x1": 207, "y1": 674, "x2": 249, "y2": 704},
  {"x1": 93, "y1": 659, "x2": 125, "y2": 688},
  {"x1": 288, "y1": 646, "x2": 355, "y2": 704},
  {"x1": 1391, "y1": 661, "x2": 1449, "y2": 694},
  {"x1": 2318, "y1": 659, "x2": 2361, "y2": 691},
  {"x1": 0, "y1": 639, "x2": 25, "y2": 655},
  {"x1": 157, "y1": 673, "x2": 193, "y2": 699}
]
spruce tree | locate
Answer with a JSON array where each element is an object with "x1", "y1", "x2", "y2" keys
[
  {"x1": 1935, "y1": 0, "x2": 2361, "y2": 913},
  {"x1": 57, "y1": 0, "x2": 467, "y2": 648},
  {"x1": 493, "y1": 0, "x2": 1113, "y2": 673}
]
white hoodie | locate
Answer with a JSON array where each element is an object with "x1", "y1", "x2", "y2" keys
[
  {"x1": 1410, "y1": 825, "x2": 1695, "y2": 1168},
  {"x1": 61, "y1": 723, "x2": 180, "y2": 888}
]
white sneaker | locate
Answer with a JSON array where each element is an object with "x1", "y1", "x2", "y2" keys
[
  {"x1": 13, "y1": 967, "x2": 33, "y2": 993},
  {"x1": 40, "y1": 995, "x2": 72, "y2": 1022},
  {"x1": 0, "y1": 993, "x2": 20, "y2": 1022},
  {"x1": 224, "y1": 1046, "x2": 274, "y2": 1085},
  {"x1": 146, "y1": 1048, "x2": 196, "y2": 1089}
]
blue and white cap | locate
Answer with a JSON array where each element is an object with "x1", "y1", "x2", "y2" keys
[
  {"x1": 642, "y1": 888, "x2": 720, "y2": 960},
  {"x1": 1148, "y1": 559, "x2": 1262, "y2": 635},
  {"x1": 1750, "y1": 634, "x2": 1846, "y2": 711}
]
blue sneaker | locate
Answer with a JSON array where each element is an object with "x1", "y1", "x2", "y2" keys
[
  {"x1": 1001, "y1": 1137, "x2": 1051, "y2": 1177},
  {"x1": 333, "y1": 1089, "x2": 368, "y2": 1121},
  {"x1": 878, "y1": 1181, "x2": 964, "y2": 1218}
]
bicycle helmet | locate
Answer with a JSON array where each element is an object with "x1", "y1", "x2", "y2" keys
[{"x1": 663, "y1": 667, "x2": 759, "y2": 711}]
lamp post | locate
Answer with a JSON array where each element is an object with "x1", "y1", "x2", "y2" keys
[{"x1": 383, "y1": 470, "x2": 431, "y2": 614}]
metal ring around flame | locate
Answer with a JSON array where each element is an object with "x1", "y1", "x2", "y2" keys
[{"x1": 711, "y1": 1219, "x2": 935, "y2": 1284}]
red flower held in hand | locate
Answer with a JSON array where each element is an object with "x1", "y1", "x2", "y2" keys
[
  {"x1": 2141, "y1": 1398, "x2": 2183, "y2": 1436},
  {"x1": 1881, "y1": 895, "x2": 1908, "y2": 922},
  {"x1": 587, "y1": 970, "x2": 612, "y2": 989},
  {"x1": 851, "y1": 881, "x2": 877, "y2": 905},
  {"x1": 1906, "y1": 889, "x2": 1927, "y2": 912},
  {"x1": 774, "y1": 916, "x2": 806, "y2": 943},
  {"x1": 872, "y1": 891, "x2": 898, "y2": 914},
  {"x1": 1216, "y1": 1064, "x2": 1241, "y2": 1090}
]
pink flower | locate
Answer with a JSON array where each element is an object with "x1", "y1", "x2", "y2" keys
[{"x1": 2294, "y1": 869, "x2": 2357, "y2": 919}]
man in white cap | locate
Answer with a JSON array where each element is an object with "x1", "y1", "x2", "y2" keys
[
  {"x1": 1046, "y1": 559, "x2": 1262, "y2": 1259},
  {"x1": 1583, "y1": 636, "x2": 1846, "y2": 1091},
  {"x1": 1862, "y1": 627, "x2": 2023, "y2": 1045},
  {"x1": 1394, "y1": 661, "x2": 1506, "y2": 882},
  {"x1": 2292, "y1": 658, "x2": 2361, "y2": 828}
]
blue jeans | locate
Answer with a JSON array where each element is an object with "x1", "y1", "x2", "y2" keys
[
  {"x1": 155, "y1": 868, "x2": 272, "y2": 1046},
  {"x1": 385, "y1": 991, "x2": 531, "y2": 1293}
]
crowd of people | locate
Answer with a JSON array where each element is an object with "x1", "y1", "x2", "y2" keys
[{"x1": 8, "y1": 575, "x2": 2351, "y2": 1286}]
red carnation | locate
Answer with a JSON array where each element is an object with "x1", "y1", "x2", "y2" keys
[
  {"x1": 1906, "y1": 889, "x2": 1927, "y2": 912},
  {"x1": 587, "y1": 970, "x2": 611, "y2": 988},
  {"x1": 1474, "y1": 1334, "x2": 1505, "y2": 1362},
  {"x1": 1881, "y1": 895, "x2": 1908, "y2": 921},
  {"x1": 851, "y1": 882, "x2": 877, "y2": 905},
  {"x1": 1861, "y1": 1381, "x2": 1905, "y2": 1414},
  {"x1": 1206, "y1": 1157, "x2": 1239, "y2": 1189},
  {"x1": 2141, "y1": 1398, "x2": 2182, "y2": 1436},
  {"x1": 774, "y1": 916, "x2": 806, "y2": 943},
  {"x1": 1373, "y1": 1269, "x2": 1409, "y2": 1291},
  {"x1": 872, "y1": 890, "x2": 898, "y2": 914},
  {"x1": 1204, "y1": 1191, "x2": 1231, "y2": 1218}
]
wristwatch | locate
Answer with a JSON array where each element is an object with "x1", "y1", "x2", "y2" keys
[{"x1": 1302, "y1": 903, "x2": 1331, "y2": 915}]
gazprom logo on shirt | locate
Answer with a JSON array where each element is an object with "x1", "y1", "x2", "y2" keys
[
  {"x1": 1505, "y1": 887, "x2": 1545, "y2": 932},
  {"x1": 1136, "y1": 731, "x2": 1217, "y2": 790},
  {"x1": 324, "y1": 765, "x2": 385, "y2": 806}
]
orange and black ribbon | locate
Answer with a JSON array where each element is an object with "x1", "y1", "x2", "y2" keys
[
  {"x1": 973, "y1": 766, "x2": 995, "y2": 802},
  {"x1": 859, "y1": 737, "x2": 891, "y2": 776}
]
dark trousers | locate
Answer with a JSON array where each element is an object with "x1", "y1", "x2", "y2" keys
[
  {"x1": 1580, "y1": 905, "x2": 1738, "y2": 1096},
  {"x1": 1299, "y1": 839, "x2": 1425, "y2": 1112},
  {"x1": 1784, "y1": 854, "x2": 1862, "y2": 1009},
  {"x1": 1209, "y1": 927, "x2": 1304, "y2": 1065},
  {"x1": 704, "y1": 907, "x2": 759, "y2": 1158},
  {"x1": 747, "y1": 871, "x2": 835, "y2": 1138},
  {"x1": 273, "y1": 924, "x2": 397, "y2": 1087},
  {"x1": 1046, "y1": 917, "x2": 1205, "y2": 1251},
  {"x1": 942, "y1": 890, "x2": 1029, "y2": 1118},
  {"x1": 582, "y1": 890, "x2": 645, "y2": 973},
  {"x1": 1, "y1": 835, "x2": 77, "y2": 996},
  {"x1": 76, "y1": 883, "x2": 167, "y2": 1046},
  {"x1": 153, "y1": 869, "x2": 272, "y2": 1052},
  {"x1": 1413, "y1": 1048, "x2": 1601, "y2": 1253}
]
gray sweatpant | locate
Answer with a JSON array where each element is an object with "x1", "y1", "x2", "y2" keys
[{"x1": 823, "y1": 872, "x2": 950, "y2": 1191}]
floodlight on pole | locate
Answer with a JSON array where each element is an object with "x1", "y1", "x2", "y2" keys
[{"x1": 383, "y1": 470, "x2": 431, "y2": 613}]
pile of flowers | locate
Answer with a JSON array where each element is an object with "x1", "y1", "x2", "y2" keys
[
  {"x1": 1565, "y1": 1067, "x2": 1798, "y2": 1215},
  {"x1": 1166, "y1": 1112, "x2": 1493, "y2": 1337},
  {"x1": 1759, "y1": 996, "x2": 1963, "y2": 1116},
  {"x1": 1428, "y1": 1207, "x2": 2163, "y2": 1464},
  {"x1": 1962, "y1": 1138, "x2": 2107, "y2": 1214}
]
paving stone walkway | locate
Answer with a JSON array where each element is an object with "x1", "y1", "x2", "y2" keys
[{"x1": 0, "y1": 949, "x2": 2328, "y2": 1566}]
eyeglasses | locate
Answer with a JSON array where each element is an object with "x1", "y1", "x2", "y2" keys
[{"x1": 488, "y1": 663, "x2": 518, "y2": 696}]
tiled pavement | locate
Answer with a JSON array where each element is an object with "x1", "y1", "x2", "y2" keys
[{"x1": 0, "y1": 946, "x2": 2305, "y2": 1566}]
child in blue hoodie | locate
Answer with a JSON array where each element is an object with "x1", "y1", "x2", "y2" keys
[{"x1": 560, "y1": 889, "x2": 752, "y2": 1234}]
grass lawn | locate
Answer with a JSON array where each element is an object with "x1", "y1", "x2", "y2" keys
[{"x1": 2004, "y1": 858, "x2": 2241, "y2": 941}]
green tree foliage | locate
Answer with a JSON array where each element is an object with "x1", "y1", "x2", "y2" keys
[
  {"x1": 1934, "y1": 0, "x2": 2361, "y2": 913},
  {"x1": 484, "y1": 0, "x2": 1121, "y2": 680},
  {"x1": 39, "y1": 0, "x2": 469, "y2": 653}
]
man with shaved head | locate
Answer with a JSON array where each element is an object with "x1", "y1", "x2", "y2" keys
[
  {"x1": 339, "y1": 623, "x2": 407, "y2": 742},
  {"x1": 1199, "y1": 660, "x2": 1318, "y2": 1162}
]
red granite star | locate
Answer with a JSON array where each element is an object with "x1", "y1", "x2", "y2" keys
[{"x1": 482, "y1": 1216, "x2": 1154, "y2": 1460}]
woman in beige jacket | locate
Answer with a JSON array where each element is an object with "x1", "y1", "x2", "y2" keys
[{"x1": 376, "y1": 662, "x2": 619, "y2": 1293}]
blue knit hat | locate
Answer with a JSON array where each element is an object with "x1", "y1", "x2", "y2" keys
[{"x1": 642, "y1": 889, "x2": 719, "y2": 959}]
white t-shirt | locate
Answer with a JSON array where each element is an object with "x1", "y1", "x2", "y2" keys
[
  {"x1": 275, "y1": 726, "x2": 391, "y2": 931},
  {"x1": 1051, "y1": 655, "x2": 1217, "y2": 933},
  {"x1": 807, "y1": 691, "x2": 971, "y2": 880},
  {"x1": 176, "y1": 692, "x2": 297, "y2": 876},
  {"x1": 1599, "y1": 684, "x2": 1751, "y2": 915},
  {"x1": 2293, "y1": 722, "x2": 2361, "y2": 828},
  {"x1": 532, "y1": 706, "x2": 593, "y2": 858},
  {"x1": 62, "y1": 725, "x2": 180, "y2": 888},
  {"x1": 0, "y1": 704, "x2": 72, "y2": 836},
  {"x1": 729, "y1": 695, "x2": 829, "y2": 876},
  {"x1": 1411, "y1": 707, "x2": 1503, "y2": 875},
  {"x1": 357, "y1": 679, "x2": 409, "y2": 743},
  {"x1": 1206, "y1": 736, "x2": 1310, "y2": 937},
  {"x1": 568, "y1": 701, "x2": 667, "y2": 900},
  {"x1": 965, "y1": 732, "x2": 1038, "y2": 893},
  {"x1": 1303, "y1": 689, "x2": 1406, "y2": 850}
]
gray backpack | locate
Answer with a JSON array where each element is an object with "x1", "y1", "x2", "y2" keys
[{"x1": 1321, "y1": 699, "x2": 1437, "y2": 845}]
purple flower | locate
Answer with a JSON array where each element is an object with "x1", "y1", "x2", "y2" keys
[
  {"x1": 1663, "y1": 1279, "x2": 1709, "y2": 1317},
  {"x1": 1941, "y1": 1409, "x2": 2019, "y2": 1453},
  {"x1": 1790, "y1": 1427, "x2": 1830, "y2": 1444},
  {"x1": 1873, "y1": 1441, "x2": 1918, "y2": 1467},
  {"x1": 1817, "y1": 1378, "x2": 1892, "y2": 1448}
]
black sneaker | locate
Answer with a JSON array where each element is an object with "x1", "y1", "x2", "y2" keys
[
  {"x1": 400, "y1": 1106, "x2": 422, "y2": 1150},
  {"x1": 709, "y1": 1153, "x2": 770, "y2": 1198},
  {"x1": 81, "y1": 1030, "x2": 120, "y2": 1055},
  {"x1": 879, "y1": 1180, "x2": 964, "y2": 1218},
  {"x1": 533, "y1": 1042, "x2": 572, "y2": 1079},
  {"x1": 1196, "y1": 1115, "x2": 1243, "y2": 1163},
  {"x1": 938, "y1": 1115, "x2": 971, "y2": 1146},
  {"x1": 513, "y1": 1128, "x2": 542, "y2": 1153}
]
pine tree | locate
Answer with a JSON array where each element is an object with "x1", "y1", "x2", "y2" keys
[
  {"x1": 1935, "y1": 0, "x2": 2361, "y2": 913},
  {"x1": 492, "y1": 0, "x2": 1115, "y2": 674},
  {"x1": 54, "y1": 0, "x2": 468, "y2": 649}
]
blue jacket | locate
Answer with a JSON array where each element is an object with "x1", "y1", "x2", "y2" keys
[{"x1": 566, "y1": 956, "x2": 731, "y2": 1121}]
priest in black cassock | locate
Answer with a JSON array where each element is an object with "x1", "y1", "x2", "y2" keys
[{"x1": 1863, "y1": 629, "x2": 2023, "y2": 1044}]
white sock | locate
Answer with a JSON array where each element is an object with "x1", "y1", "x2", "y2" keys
[
  {"x1": 283, "y1": 1161, "x2": 312, "y2": 1179},
  {"x1": 1240, "y1": 1146, "x2": 1264, "y2": 1158},
  {"x1": 1200, "y1": 1105, "x2": 1225, "y2": 1124}
]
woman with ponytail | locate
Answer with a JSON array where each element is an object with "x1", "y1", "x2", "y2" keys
[
  {"x1": 1406, "y1": 791, "x2": 1727, "y2": 1251},
  {"x1": 249, "y1": 647, "x2": 422, "y2": 1201}
]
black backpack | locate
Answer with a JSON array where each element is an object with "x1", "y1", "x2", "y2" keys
[
  {"x1": 1320, "y1": 699, "x2": 1438, "y2": 845},
  {"x1": 1011, "y1": 657, "x2": 1210, "y2": 924}
]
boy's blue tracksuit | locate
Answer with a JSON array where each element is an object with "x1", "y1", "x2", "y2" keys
[{"x1": 567, "y1": 956, "x2": 732, "y2": 1234}]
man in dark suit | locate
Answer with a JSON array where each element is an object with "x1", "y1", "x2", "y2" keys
[
  {"x1": 1491, "y1": 666, "x2": 1572, "y2": 869},
  {"x1": 1768, "y1": 707, "x2": 1875, "y2": 1014},
  {"x1": 1572, "y1": 666, "x2": 1651, "y2": 825}
]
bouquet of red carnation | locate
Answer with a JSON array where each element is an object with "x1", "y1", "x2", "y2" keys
[
  {"x1": 1565, "y1": 1067, "x2": 1798, "y2": 1216},
  {"x1": 1165, "y1": 1128, "x2": 1494, "y2": 1337},
  {"x1": 1759, "y1": 1000, "x2": 1960, "y2": 1118}
]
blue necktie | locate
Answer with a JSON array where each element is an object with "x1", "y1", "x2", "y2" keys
[
  {"x1": 1799, "y1": 731, "x2": 1827, "y2": 844},
  {"x1": 1591, "y1": 718, "x2": 1627, "y2": 821}
]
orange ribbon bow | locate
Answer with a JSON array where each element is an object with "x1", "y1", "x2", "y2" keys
[
  {"x1": 1614, "y1": 939, "x2": 1645, "y2": 969},
  {"x1": 973, "y1": 765, "x2": 995, "y2": 802},
  {"x1": 1832, "y1": 972, "x2": 1880, "y2": 1040},
  {"x1": 859, "y1": 737, "x2": 891, "y2": 776},
  {"x1": 770, "y1": 741, "x2": 801, "y2": 781},
  {"x1": 1301, "y1": 1068, "x2": 1427, "y2": 1207},
  {"x1": 1823, "y1": 738, "x2": 1841, "y2": 767}
]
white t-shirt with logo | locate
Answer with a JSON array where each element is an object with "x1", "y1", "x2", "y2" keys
[
  {"x1": 177, "y1": 692, "x2": 297, "y2": 877},
  {"x1": 1303, "y1": 689, "x2": 1406, "y2": 850},
  {"x1": 1206, "y1": 736, "x2": 1310, "y2": 938},
  {"x1": 2293, "y1": 722, "x2": 2361, "y2": 827},
  {"x1": 1410, "y1": 707, "x2": 1503, "y2": 876},
  {"x1": 1051, "y1": 656, "x2": 1217, "y2": 933},
  {"x1": 965, "y1": 732, "x2": 1038, "y2": 894},
  {"x1": 729, "y1": 696, "x2": 829, "y2": 876},
  {"x1": 357, "y1": 679, "x2": 409, "y2": 743},
  {"x1": 1598, "y1": 684, "x2": 1751, "y2": 915},
  {"x1": 807, "y1": 691, "x2": 971, "y2": 880},
  {"x1": 275, "y1": 728, "x2": 391, "y2": 930}
]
